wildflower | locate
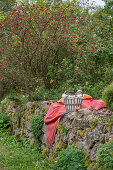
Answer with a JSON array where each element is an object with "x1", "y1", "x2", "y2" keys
[
  {"x1": 109, "y1": 138, "x2": 111, "y2": 141},
  {"x1": 50, "y1": 79, "x2": 54, "y2": 84}
]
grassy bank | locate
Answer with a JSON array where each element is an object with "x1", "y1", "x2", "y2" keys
[{"x1": 0, "y1": 130, "x2": 52, "y2": 170}]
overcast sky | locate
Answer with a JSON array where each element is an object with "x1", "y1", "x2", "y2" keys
[
  {"x1": 89, "y1": 0, "x2": 105, "y2": 7},
  {"x1": 21, "y1": 0, "x2": 106, "y2": 8}
]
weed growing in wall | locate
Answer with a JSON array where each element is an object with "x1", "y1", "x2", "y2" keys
[
  {"x1": 89, "y1": 118, "x2": 102, "y2": 128},
  {"x1": 0, "y1": 113, "x2": 10, "y2": 130},
  {"x1": 31, "y1": 114, "x2": 44, "y2": 141}
]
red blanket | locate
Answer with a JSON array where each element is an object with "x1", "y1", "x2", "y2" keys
[
  {"x1": 82, "y1": 99, "x2": 107, "y2": 110},
  {"x1": 44, "y1": 103, "x2": 66, "y2": 145},
  {"x1": 44, "y1": 99, "x2": 107, "y2": 145}
]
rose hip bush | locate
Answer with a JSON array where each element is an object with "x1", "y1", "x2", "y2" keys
[{"x1": 0, "y1": 1, "x2": 112, "y2": 98}]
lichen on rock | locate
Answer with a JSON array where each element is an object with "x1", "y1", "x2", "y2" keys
[{"x1": 77, "y1": 129, "x2": 86, "y2": 138}]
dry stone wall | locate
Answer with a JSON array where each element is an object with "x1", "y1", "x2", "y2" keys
[
  {"x1": 42, "y1": 108, "x2": 113, "y2": 161},
  {"x1": 1, "y1": 99, "x2": 113, "y2": 161},
  {"x1": 1, "y1": 99, "x2": 54, "y2": 143}
]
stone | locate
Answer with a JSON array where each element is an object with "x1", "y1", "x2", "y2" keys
[
  {"x1": 91, "y1": 128, "x2": 100, "y2": 142},
  {"x1": 63, "y1": 135, "x2": 69, "y2": 144},
  {"x1": 67, "y1": 112, "x2": 78, "y2": 120},
  {"x1": 84, "y1": 128, "x2": 95, "y2": 149},
  {"x1": 26, "y1": 122, "x2": 31, "y2": 130},
  {"x1": 78, "y1": 119, "x2": 89, "y2": 129},
  {"x1": 78, "y1": 108, "x2": 92, "y2": 115},
  {"x1": 34, "y1": 108, "x2": 40, "y2": 114},
  {"x1": 72, "y1": 118, "x2": 81, "y2": 128},
  {"x1": 99, "y1": 134, "x2": 105, "y2": 143},
  {"x1": 61, "y1": 120, "x2": 72, "y2": 130},
  {"x1": 76, "y1": 141, "x2": 85, "y2": 149},
  {"x1": 41, "y1": 134, "x2": 47, "y2": 144},
  {"x1": 90, "y1": 143, "x2": 102, "y2": 161},
  {"x1": 42, "y1": 123, "x2": 47, "y2": 134},
  {"x1": 96, "y1": 122, "x2": 105, "y2": 134},
  {"x1": 111, "y1": 125, "x2": 113, "y2": 134},
  {"x1": 68, "y1": 131, "x2": 76, "y2": 145}
]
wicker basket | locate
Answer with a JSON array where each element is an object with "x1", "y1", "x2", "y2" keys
[{"x1": 64, "y1": 95, "x2": 83, "y2": 112}]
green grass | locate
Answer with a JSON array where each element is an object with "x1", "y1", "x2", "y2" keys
[{"x1": 0, "y1": 130, "x2": 52, "y2": 170}]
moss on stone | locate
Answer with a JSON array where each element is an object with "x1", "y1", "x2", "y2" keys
[
  {"x1": 31, "y1": 108, "x2": 35, "y2": 113},
  {"x1": 104, "y1": 122, "x2": 113, "y2": 134},
  {"x1": 89, "y1": 118, "x2": 102, "y2": 128},
  {"x1": 16, "y1": 110, "x2": 24, "y2": 122},
  {"x1": 104, "y1": 123, "x2": 110, "y2": 133},
  {"x1": 55, "y1": 140, "x2": 67, "y2": 153},
  {"x1": 57, "y1": 124, "x2": 68, "y2": 136},
  {"x1": 77, "y1": 129, "x2": 86, "y2": 138},
  {"x1": 42, "y1": 148, "x2": 49, "y2": 157},
  {"x1": 12, "y1": 111, "x2": 16, "y2": 117},
  {"x1": 42, "y1": 105, "x2": 47, "y2": 113},
  {"x1": 29, "y1": 114, "x2": 35, "y2": 120},
  {"x1": 30, "y1": 104, "x2": 36, "y2": 109},
  {"x1": 87, "y1": 162, "x2": 96, "y2": 170},
  {"x1": 24, "y1": 108, "x2": 30, "y2": 114},
  {"x1": 14, "y1": 119, "x2": 19, "y2": 129},
  {"x1": 109, "y1": 124, "x2": 113, "y2": 133},
  {"x1": 72, "y1": 141, "x2": 76, "y2": 146},
  {"x1": 84, "y1": 153, "x2": 91, "y2": 169},
  {"x1": 19, "y1": 127, "x2": 22, "y2": 135},
  {"x1": 13, "y1": 102, "x2": 20, "y2": 108},
  {"x1": 12, "y1": 110, "x2": 20, "y2": 129},
  {"x1": 25, "y1": 113, "x2": 29, "y2": 121},
  {"x1": 104, "y1": 116, "x2": 113, "y2": 129},
  {"x1": 9, "y1": 119, "x2": 12, "y2": 127},
  {"x1": 27, "y1": 109, "x2": 31, "y2": 115},
  {"x1": 107, "y1": 116, "x2": 113, "y2": 123},
  {"x1": 34, "y1": 108, "x2": 39, "y2": 114},
  {"x1": 57, "y1": 124, "x2": 64, "y2": 135}
]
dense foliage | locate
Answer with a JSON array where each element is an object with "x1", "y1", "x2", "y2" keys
[
  {"x1": 53, "y1": 145, "x2": 86, "y2": 170},
  {"x1": 95, "y1": 140, "x2": 113, "y2": 170},
  {"x1": 0, "y1": 0, "x2": 15, "y2": 12},
  {"x1": 31, "y1": 114, "x2": 44, "y2": 141},
  {"x1": 0, "y1": 0, "x2": 112, "y2": 99},
  {"x1": 102, "y1": 82, "x2": 113, "y2": 111},
  {"x1": 0, "y1": 112, "x2": 10, "y2": 130}
]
